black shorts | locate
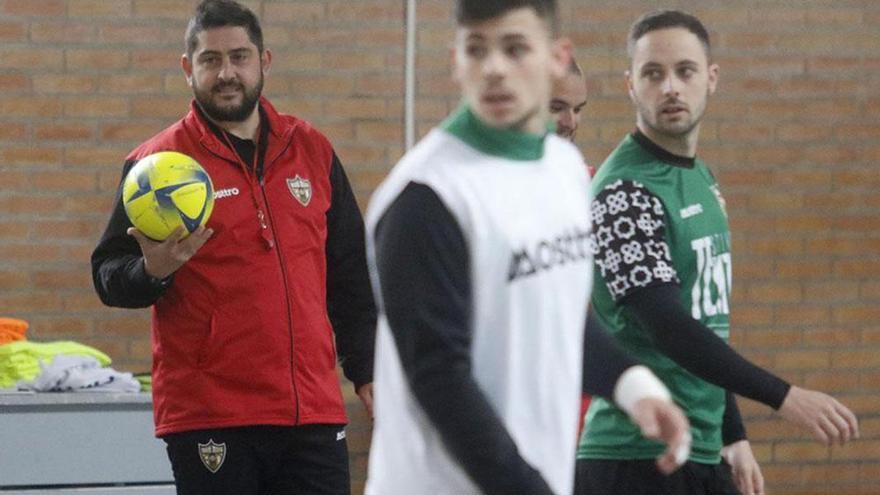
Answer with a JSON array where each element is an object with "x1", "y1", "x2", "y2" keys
[
  {"x1": 575, "y1": 459, "x2": 741, "y2": 495},
  {"x1": 163, "y1": 424, "x2": 350, "y2": 495}
]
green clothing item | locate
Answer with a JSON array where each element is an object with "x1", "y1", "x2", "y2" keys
[
  {"x1": 440, "y1": 104, "x2": 555, "y2": 162},
  {"x1": 0, "y1": 341, "x2": 112, "y2": 388},
  {"x1": 578, "y1": 133, "x2": 732, "y2": 464}
]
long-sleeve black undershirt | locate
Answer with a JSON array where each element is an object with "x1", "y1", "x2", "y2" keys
[{"x1": 375, "y1": 181, "x2": 644, "y2": 495}]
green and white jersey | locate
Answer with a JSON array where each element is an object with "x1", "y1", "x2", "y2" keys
[{"x1": 578, "y1": 132, "x2": 732, "y2": 463}]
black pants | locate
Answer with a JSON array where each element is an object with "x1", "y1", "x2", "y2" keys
[
  {"x1": 575, "y1": 459, "x2": 741, "y2": 495},
  {"x1": 163, "y1": 424, "x2": 350, "y2": 495}
]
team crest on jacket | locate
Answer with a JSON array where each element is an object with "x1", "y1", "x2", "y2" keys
[
  {"x1": 198, "y1": 439, "x2": 226, "y2": 473},
  {"x1": 287, "y1": 175, "x2": 312, "y2": 206}
]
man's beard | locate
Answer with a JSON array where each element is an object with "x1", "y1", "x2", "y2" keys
[{"x1": 193, "y1": 74, "x2": 263, "y2": 123}]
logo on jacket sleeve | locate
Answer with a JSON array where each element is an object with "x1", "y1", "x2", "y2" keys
[
  {"x1": 198, "y1": 439, "x2": 227, "y2": 473},
  {"x1": 287, "y1": 175, "x2": 312, "y2": 206}
]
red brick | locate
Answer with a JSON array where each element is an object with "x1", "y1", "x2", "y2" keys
[
  {"x1": 0, "y1": 292, "x2": 64, "y2": 312},
  {"x1": 132, "y1": 0, "x2": 193, "y2": 19},
  {"x1": 131, "y1": 96, "x2": 189, "y2": 119},
  {"x1": 66, "y1": 49, "x2": 130, "y2": 70},
  {"x1": 803, "y1": 371, "x2": 862, "y2": 392},
  {"x1": 322, "y1": 52, "x2": 389, "y2": 72},
  {"x1": 355, "y1": 73, "x2": 404, "y2": 97},
  {"x1": 32, "y1": 270, "x2": 92, "y2": 290},
  {"x1": 100, "y1": 25, "x2": 163, "y2": 44},
  {"x1": 0, "y1": 195, "x2": 65, "y2": 215},
  {"x1": 0, "y1": 21, "x2": 27, "y2": 41},
  {"x1": 0, "y1": 147, "x2": 62, "y2": 166},
  {"x1": 0, "y1": 123, "x2": 28, "y2": 140},
  {"x1": 26, "y1": 317, "x2": 91, "y2": 337},
  {"x1": 836, "y1": 124, "x2": 880, "y2": 141},
  {"x1": 0, "y1": 244, "x2": 64, "y2": 263},
  {"x1": 0, "y1": 97, "x2": 62, "y2": 117},
  {"x1": 64, "y1": 97, "x2": 129, "y2": 118},
  {"x1": 3, "y1": 0, "x2": 64, "y2": 16},
  {"x1": 802, "y1": 328, "x2": 862, "y2": 347},
  {"x1": 31, "y1": 219, "x2": 99, "y2": 240},
  {"x1": 129, "y1": 49, "x2": 182, "y2": 70},
  {"x1": 730, "y1": 306, "x2": 774, "y2": 327},
  {"x1": 262, "y1": 2, "x2": 325, "y2": 23},
  {"x1": 100, "y1": 122, "x2": 169, "y2": 142},
  {"x1": 775, "y1": 305, "x2": 830, "y2": 325},
  {"x1": 355, "y1": 122, "x2": 402, "y2": 142},
  {"x1": 325, "y1": 98, "x2": 387, "y2": 120},
  {"x1": 0, "y1": 270, "x2": 30, "y2": 290},
  {"x1": 66, "y1": 146, "x2": 131, "y2": 168},
  {"x1": 774, "y1": 215, "x2": 832, "y2": 233},
  {"x1": 335, "y1": 144, "x2": 387, "y2": 164},
  {"x1": 94, "y1": 316, "x2": 151, "y2": 337},
  {"x1": 285, "y1": 74, "x2": 354, "y2": 96},
  {"x1": 831, "y1": 350, "x2": 880, "y2": 369},
  {"x1": 35, "y1": 123, "x2": 94, "y2": 141},
  {"x1": 832, "y1": 440, "x2": 880, "y2": 461},
  {"x1": 61, "y1": 292, "x2": 107, "y2": 312},
  {"x1": 833, "y1": 306, "x2": 880, "y2": 324},
  {"x1": 31, "y1": 171, "x2": 96, "y2": 192},
  {"x1": 271, "y1": 51, "x2": 323, "y2": 71},
  {"x1": 834, "y1": 260, "x2": 880, "y2": 278},
  {"x1": 69, "y1": 0, "x2": 132, "y2": 17},
  {"x1": 30, "y1": 23, "x2": 96, "y2": 43},
  {"x1": 774, "y1": 442, "x2": 830, "y2": 462},
  {"x1": 99, "y1": 74, "x2": 164, "y2": 94},
  {"x1": 0, "y1": 73, "x2": 29, "y2": 92},
  {"x1": 0, "y1": 48, "x2": 63, "y2": 69},
  {"x1": 747, "y1": 238, "x2": 804, "y2": 256},
  {"x1": 775, "y1": 350, "x2": 830, "y2": 370},
  {"x1": 800, "y1": 464, "x2": 862, "y2": 484},
  {"x1": 740, "y1": 328, "x2": 801, "y2": 348},
  {"x1": 33, "y1": 74, "x2": 97, "y2": 94},
  {"x1": 778, "y1": 124, "x2": 829, "y2": 143}
]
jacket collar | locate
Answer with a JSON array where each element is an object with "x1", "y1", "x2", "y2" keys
[{"x1": 185, "y1": 97, "x2": 297, "y2": 168}]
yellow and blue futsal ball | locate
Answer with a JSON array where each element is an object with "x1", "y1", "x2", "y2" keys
[{"x1": 122, "y1": 151, "x2": 214, "y2": 241}]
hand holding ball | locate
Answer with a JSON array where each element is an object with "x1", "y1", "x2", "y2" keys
[{"x1": 122, "y1": 151, "x2": 214, "y2": 241}]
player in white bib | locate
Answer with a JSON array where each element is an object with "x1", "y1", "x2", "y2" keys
[{"x1": 364, "y1": 2, "x2": 692, "y2": 494}]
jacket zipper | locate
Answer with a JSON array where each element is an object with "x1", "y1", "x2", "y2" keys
[
  {"x1": 257, "y1": 169, "x2": 301, "y2": 425},
  {"x1": 213, "y1": 129, "x2": 301, "y2": 425}
]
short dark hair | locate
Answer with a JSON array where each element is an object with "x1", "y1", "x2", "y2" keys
[
  {"x1": 185, "y1": 0, "x2": 264, "y2": 58},
  {"x1": 627, "y1": 10, "x2": 711, "y2": 60},
  {"x1": 456, "y1": 0, "x2": 558, "y2": 35}
]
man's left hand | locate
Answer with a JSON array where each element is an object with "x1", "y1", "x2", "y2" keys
[{"x1": 721, "y1": 439, "x2": 764, "y2": 495}]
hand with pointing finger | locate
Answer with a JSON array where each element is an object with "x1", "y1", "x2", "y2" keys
[{"x1": 128, "y1": 226, "x2": 214, "y2": 279}]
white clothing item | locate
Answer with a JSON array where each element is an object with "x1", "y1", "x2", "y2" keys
[
  {"x1": 18, "y1": 354, "x2": 140, "y2": 393},
  {"x1": 365, "y1": 126, "x2": 591, "y2": 495}
]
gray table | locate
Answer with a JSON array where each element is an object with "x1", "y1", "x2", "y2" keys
[{"x1": 0, "y1": 391, "x2": 173, "y2": 494}]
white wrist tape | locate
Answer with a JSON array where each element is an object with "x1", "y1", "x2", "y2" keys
[{"x1": 613, "y1": 365, "x2": 672, "y2": 417}]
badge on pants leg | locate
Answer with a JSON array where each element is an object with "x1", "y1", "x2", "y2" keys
[{"x1": 198, "y1": 439, "x2": 226, "y2": 473}]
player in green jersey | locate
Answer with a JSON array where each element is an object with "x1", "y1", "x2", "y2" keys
[{"x1": 576, "y1": 10, "x2": 859, "y2": 495}]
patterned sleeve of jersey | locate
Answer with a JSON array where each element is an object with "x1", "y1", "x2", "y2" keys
[{"x1": 590, "y1": 179, "x2": 679, "y2": 302}]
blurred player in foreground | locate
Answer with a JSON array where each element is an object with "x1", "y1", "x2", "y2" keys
[{"x1": 364, "y1": 2, "x2": 691, "y2": 494}]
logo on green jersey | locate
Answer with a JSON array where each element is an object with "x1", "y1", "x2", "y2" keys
[{"x1": 690, "y1": 234, "x2": 732, "y2": 320}]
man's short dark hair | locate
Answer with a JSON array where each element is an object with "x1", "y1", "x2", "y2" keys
[
  {"x1": 456, "y1": 0, "x2": 558, "y2": 35},
  {"x1": 185, "y1": 0, "x2": 264, "y2": 58},
  {"x1": 627, "y1": 10, "x2": 711, "y2": 60}
]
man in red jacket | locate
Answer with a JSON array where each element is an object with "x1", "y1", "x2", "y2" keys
[{"x1": 91, "y1": 1, "x2": 375, "y2": 494}]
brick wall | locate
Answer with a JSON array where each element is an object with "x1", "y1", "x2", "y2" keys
[{"x1": 0, "y1": 1, "x2": 877, "y2": 493}]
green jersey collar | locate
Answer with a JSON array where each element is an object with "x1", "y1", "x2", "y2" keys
[{"x1": 441, "y1": 105, "x2": 549, "y2": 161}]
